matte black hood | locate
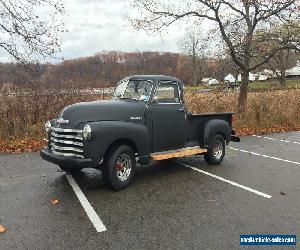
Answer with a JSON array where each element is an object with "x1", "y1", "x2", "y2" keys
[{"x1": 59, "y1": 100, "x2": 145, "y2": 128}]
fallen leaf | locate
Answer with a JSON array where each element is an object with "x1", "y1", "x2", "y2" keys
[
  {"x1": 0, "y1": 225, "x2": 6, "y2": 233},
  {"x1": 50, "y1": 199, "x2": 59, "y2": 205}
]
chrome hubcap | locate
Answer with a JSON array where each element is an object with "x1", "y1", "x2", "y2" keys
[
  {"x1": 116, "y1": 154, "x2": 132, "y2": 182},
  {"x1": 212, "y1": 141, "x2": 223, "y2": 160}
]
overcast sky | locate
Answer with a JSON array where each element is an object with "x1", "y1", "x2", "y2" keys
[
  {"x1": 0, "y1": 0, "x2": 205, "y2": 63},
  {"x1": 58, "y1": 0, "x2": 187, "y2": 61}
]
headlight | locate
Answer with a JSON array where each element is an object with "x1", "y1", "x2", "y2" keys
[
  {"x1": 82, "y1": 124, "x2": 92, "y2": 140},
  {"x1": 45, "y1": 121, "x2": 52, "y2": 132}
]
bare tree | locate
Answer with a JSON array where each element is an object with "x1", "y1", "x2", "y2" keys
[
  {"x1": 268, "y1": 50, "x2": 299, "y2": 86},
  {"x1": 130, "y1": 0, "x2": 300, "y2": 112},
  {"x1": 178, "y1": 28, "x2": 208, "y2": 85},
  {"x1": 259, "y1": 22, "x2": 300, "y2": 86},
  {"x1": 0, "y1": 0, "x2": 65, "y2": 64}
]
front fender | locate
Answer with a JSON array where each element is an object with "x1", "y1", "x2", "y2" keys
[
  {"x1": 83, "y1": 121, "x2": 151, "y2": 165},
  {"x1": 204, "y1": 119, "x2": 231, "y2": 147}
]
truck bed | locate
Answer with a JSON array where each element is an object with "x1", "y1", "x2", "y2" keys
[{"x1": 187, "y1": 112, "x2": 233, "y2": 147}]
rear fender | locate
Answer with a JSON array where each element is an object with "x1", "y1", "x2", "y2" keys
[{"x1": 203, "y1": 119, "x2": 231, "y2": 147}]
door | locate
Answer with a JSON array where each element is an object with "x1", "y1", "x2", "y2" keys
[{"x1": 150, "y1": 81, "x2": 188, "y2": 152}]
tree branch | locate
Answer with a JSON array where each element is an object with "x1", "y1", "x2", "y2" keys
[
  {"x1": 256, "y1": 1, "x2": 295, "y2": 22},
  {"x1": 152, "y1": 10, "x2": 217, "y2": 21}
]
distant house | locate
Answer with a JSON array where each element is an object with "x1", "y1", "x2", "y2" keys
[
  {"x1": 237, "y1": 72, "x2": 255, "y2": 82},
  {"x1": 201, "y1": 78, "x2": 211, "y2": 84},
  {"x1": 286, "y1": 63, "x2": 300, "y2": 78},
  {"x1": 261, "y1": 69, "x2": 275, "y2": 77},
  {"x1": 201, "y1": 78, "x2": 220, "y2": 85},
  {"x1": 258, "y1": 75, "x2": 269, "y2": 81},
  {"x1": 208, "y1": 78, "x2": 219, "y2": 85},
  {"x1": 224, "y1": 74, "x2": 236, "y2": 83}
]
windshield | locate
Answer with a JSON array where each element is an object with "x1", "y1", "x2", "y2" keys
[{"x1": 113, "y1": 80, "x2": 153, "y2": 102}]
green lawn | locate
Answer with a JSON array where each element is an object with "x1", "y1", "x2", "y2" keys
[{"x1": 248, "y1": 79, "x2": 300, "y2": 89}]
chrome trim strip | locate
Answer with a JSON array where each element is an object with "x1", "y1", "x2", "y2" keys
[
  {"x1": 51, "y1": 132, "x2": 83, "y2": 141},
  {"x1": 52, "y1": 127, "x2": 82, "y2": 133},
  {"x1": 50, "y1": 144, "x2": 84, "y2": 153},
  {"x1": 51, "y1": 137, "x2": 83, "y2": 146},
  {"x1": 51, "y1": 149, "x2": 84, "y2": 158}
]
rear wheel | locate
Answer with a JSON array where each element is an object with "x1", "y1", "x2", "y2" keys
[
  {"x1": 59, "y1": 164, "x2": 83, "y2": 173},
  {"x1": 102, "y1": 144, "x2": 136, "y2": 190},
  {"x1": 204, "y1": 134, "x2": 225, "y2": 165}
]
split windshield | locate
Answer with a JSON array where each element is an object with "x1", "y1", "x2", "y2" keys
[{"x1": 113, "y1": 80, "x2": 153, "y2": 102}]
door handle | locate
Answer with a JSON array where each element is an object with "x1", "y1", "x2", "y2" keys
[{"x1": 178, "y1": 108, "x2": 185, "y2": 112}]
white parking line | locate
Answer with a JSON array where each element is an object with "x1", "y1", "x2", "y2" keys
[
  {"x1": 174, "y1": 160, "x2": 272, "y2": 199},
  {"x1": 252, "y1": 135, "x2": 300, "y2": 145},
  {"x1": 229, "y1": 147, "x2": 300, "y2": 166},
  {"x1": 66, "y1": 174, "x2": 107, "y2": 233}
]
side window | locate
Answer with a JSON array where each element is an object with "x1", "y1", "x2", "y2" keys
[{"x1": 154, "y1": 83, "x2": 180, "y2": 103}]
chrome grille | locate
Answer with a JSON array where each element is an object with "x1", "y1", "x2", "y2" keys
[{"x1": 50, "y1": 127, "x2": 84, "y2": 158}]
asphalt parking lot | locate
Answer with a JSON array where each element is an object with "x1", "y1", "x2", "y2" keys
[{"x1": 1, "y1": 132, "x2": 300, "y2": 249}]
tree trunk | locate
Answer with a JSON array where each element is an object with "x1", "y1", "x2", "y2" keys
[
  {"x1": 192, "y1": 56, "x2": 197, "y2": 86},
  {"x1": 279, "y1": 69, "x2": 286, "y2": 86},
  {"x1": 238, "y1": 69, "x2": 249, "y2": 113}
]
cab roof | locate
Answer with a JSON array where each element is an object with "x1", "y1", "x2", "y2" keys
[{"x1": 125, "y1": 75, "x2": 183, "y2": 84}]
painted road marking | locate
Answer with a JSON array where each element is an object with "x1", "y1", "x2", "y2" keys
[
  {"x1": 66, "y1": 174, "x2": 107, "y2": 233},
  {"x1": 229, "y1": 147, "x2": 300, "y2": 166},
  {"x1": 252, "y1": 135, "x2": 300, "y2": 145},
  {"x1": 174, "y1": 160, "x2": 272, "y2": 199}
]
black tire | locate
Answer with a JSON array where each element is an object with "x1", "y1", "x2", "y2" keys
[
  {"x1": 59, "y1": 164, "x2": 83, "y2": 173},
  {"x1": 204, "y1": 134, "x2": 225, "y2": 165},
  {"x1": 102, "y1": 144, "x2": 136, "y2": 190}
]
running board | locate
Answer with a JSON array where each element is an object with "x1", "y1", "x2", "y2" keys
[{"x1": 151, "y1": 146, "x2": 207, "y2": 161}]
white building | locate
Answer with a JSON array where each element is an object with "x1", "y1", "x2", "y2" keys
[
  {"x1": 201, "y1": 78, "x2": 211, "y2": 84},
  {"x1": 286, "y1": 62, "x2": 300, "y2": 77},
  {"x1": 237, "y1": 72, "x2": 256, "y2": 82},
  {"x1": 224, "y1": 74, "x2": 236, "y2": 83},
  {"x1": 208, "y1": 78, "x2": 219, "y2": 85},
  {"x1": 261, "y1": 69, "x2": 275, "y2": 77},
  {"x1": 258, "y1": 75, "x2": 269, "y2": 81}
]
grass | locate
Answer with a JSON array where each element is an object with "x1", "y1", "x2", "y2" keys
[
  {"x1": 0, "y1": 89, "x2": 299, "y2": 152},
  {"x1": 0, "y1": 93, "x2": 106, "y2": 139},
  {"x1": 248, "y1": 79, "x2": 300, "y2": 89},
  {"x1": 185, "y1": 89, "x2": 300, "y2": 132}
]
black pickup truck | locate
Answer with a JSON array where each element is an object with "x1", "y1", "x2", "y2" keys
[{"x1": 41, "y1": 75, "x2": 239, "y2": 190}]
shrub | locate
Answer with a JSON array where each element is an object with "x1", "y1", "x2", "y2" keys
[{"x1": 0, "y1": 89, "x2": 299, "y2": 141}]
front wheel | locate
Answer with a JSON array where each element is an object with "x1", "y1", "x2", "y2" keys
[
  {"x1": 204, "y1": 134, "x2": 225, "y2": 165},
  {"x1": 102, "y1": 144, "x2": 136, "y2": 190}
]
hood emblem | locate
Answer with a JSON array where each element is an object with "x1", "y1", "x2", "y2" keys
[
  {"x1": 57, "y1": 118, "x2": 69, "y2": 124},
  {"x1": 130, "y1": 116, "x2": 143, "y2": 120}
]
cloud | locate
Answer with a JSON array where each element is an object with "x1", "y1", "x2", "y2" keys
[
  {"x1": 58, "y1": 0, "x2": 184, "y2": 61},
  {"x1": 0, "y1": 0, "x2": 190, "y2": 62},
  {"x1": 0, "y1": 56, "x2": 10, "y2": 63}
]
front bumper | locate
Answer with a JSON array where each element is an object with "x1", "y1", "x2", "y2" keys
[{"x1": 40, "y1": 149, "x2": 93, "y2": 168}]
